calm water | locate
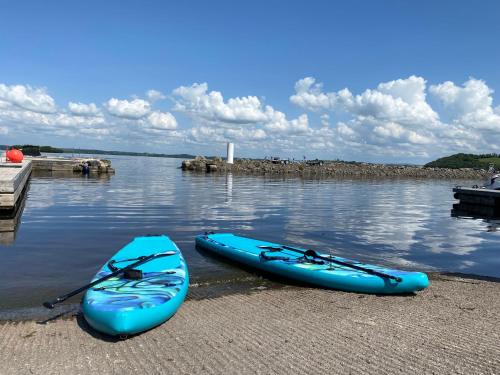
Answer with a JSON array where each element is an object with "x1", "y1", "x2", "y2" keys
[{"x1": 0, "y1": 155, "x2": 499, "y2": 314}]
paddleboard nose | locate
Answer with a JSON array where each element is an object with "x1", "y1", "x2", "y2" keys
[
  {"x1": 415, "y1": 273, "x2": 430, "y2": 291},
  {"x1": 107, "y1": 316, "x2": 132, "y2": 336}
]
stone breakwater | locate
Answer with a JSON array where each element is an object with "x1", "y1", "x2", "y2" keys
[
  {"x1": 181, "y1": 156, "x2": 490, "y2": 179},
  {"x1": 72, "y1": 158, "x2": 114, "y2": 174},
  {"x1": 29, "y1": 157, "x2": 115, "y2": 174}
]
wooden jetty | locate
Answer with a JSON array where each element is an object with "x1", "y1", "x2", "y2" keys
[
  {"x1": 0, "y1": 161, "x2": 32, "y2": 211},
  {"x1": 453, "y1": 187, "x2": 500, "y2": 217},
  {"x1": 0, "y1": 156, "x2": 114, "y2": 210},
  {"x1": 0, "y1": 187, "x2": 27, "y2": 245}
]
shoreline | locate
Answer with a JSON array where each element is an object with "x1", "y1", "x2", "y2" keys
[
  {"x1": 1, "y1": 272, "x2": 498, "y2": 322},
  {"x1": 181, "y1": 157, "x2": 491, "y2": 180},
  {"x1": 0, "y1": 272, "x2": 498, "y2": 374}
]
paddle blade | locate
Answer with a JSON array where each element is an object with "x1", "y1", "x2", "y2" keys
[{"x1": 43, "y1": 301, "x2": 56, "y2": 309}]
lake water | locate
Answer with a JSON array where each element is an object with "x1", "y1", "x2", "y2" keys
[{"x1": 0, "y1": 155, "x2": 498, "y2": 316}]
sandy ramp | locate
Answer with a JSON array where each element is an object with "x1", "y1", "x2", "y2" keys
[{"x1": 0, "y1": 274, "x2": 499, "y2": 374}]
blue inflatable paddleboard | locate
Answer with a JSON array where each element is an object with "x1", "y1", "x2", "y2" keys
[
  {"x1": 196, "y1": 233, "x2": 428, "y2": 294},
  {"x1": 82, "y1": 235, "x2": 188, "y2": 336}
]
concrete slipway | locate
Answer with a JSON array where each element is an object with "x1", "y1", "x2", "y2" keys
[{"x1": 0, "y1": 274, "x2": 498, "y2": 375}]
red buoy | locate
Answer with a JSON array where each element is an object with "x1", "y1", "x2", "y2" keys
[{"x1": 6, "y1": 148, "x2": 24, "y2": 163}]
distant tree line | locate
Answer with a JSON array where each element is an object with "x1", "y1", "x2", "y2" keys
[
  {"x1": 10, "y1": 145, "x2": 64, "y2": 156},
  {"x1": 61, "y1": 148, "x2": 195, "y2": 159},
  {"x1": 425, "y1": 153, "x2": 500, "y2": 169},
  {"x1": 2, "y1": 144, "x2": 195, "y2": 159}
]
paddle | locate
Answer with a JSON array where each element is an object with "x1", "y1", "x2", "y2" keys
[
  {"x1": 42, "y1": 251, "x2": 177, "y2": 309},
  {"x1": 259, "y1": 245, "x2": 402, "y2": 282}
]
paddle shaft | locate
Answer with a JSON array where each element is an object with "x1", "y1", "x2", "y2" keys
[
  {"x1": 262, "y1": 245, "x2": 402, "y2": 282},
  {"x1": 42, "y1": 251, "x2": 176, "y2": 309}
]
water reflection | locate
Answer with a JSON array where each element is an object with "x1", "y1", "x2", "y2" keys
[
  {"x1": 0, "y1": 156, "x2": 499, "y2": 312},
  {"x1": 32, "y1": 170, "x2": 113, "y2": 181},
  {"x1": 226, "y1": 173, "x2": 233, "y2": 203},
  {"x1": 451, "y1": 202, "x2": 500, "y2": 233},
  {"x1": 27, "y1": 173, "x2": 112, "y2": 211},
  {"x1": 0, "y1": 185, "x2": 28, "y2": 245},
  {"x1": 487, "y1": 221, "x2": 500, "y2": 232}
]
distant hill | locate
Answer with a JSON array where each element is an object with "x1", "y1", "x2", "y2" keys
[{"x1": 425, "y1": 153, "x2": 500, "y2": 169}]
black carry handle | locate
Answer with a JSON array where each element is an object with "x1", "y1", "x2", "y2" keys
[
  {"x1": 42, "y1": 251, "x2": 177, "y2": 309},
  {"x1": 259, "y1": 245, "x2": 402, "y2": 282}
]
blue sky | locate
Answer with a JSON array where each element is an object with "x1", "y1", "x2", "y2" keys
[{"x1": 0, "y1": 0, "x2": 499, "y2": 162}]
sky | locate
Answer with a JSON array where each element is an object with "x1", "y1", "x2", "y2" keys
[{"x1": 0, "y1": 0, "x2": 499, "y2": 163}]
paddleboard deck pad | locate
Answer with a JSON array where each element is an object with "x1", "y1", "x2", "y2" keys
[
  {"x1": 82, "y1": 235, "x2": 188, "y2": 336},
  {"x1": 196, "y1": 233, "x2": 428, "y2": 294}
]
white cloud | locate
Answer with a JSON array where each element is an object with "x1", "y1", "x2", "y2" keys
[
  {"x1": 354, "y1": 77, "x2": 438, "y2": 126},
  {"x1": 430, "y1": 79, "x2": 489, "y2": 112},
  {"x1": 377, "y1": 76, "x2": 428, "y2": 105},
  {"x1": 0, "y1": 84, "x2": 56, "y2": 113},
  {"x1": 288, "y1": 75, "x2": 500, "y2": 159},
  {"x1": 430, "y1": 78, "x2": 500, "y2": 131},
  {"x1": 68, "y1": 102, "x2": 100, "y2": 116},
  {"x1": 146, "y1": 89, "x2": 166, "y2": 102},
  {"x1": 291, "y1": 75, "x2": 439, "y2": 127},
  {"x1": 173, "y1": 83, "x2": 268, "y2": 124},
  {"x1": 52, "y1": 113, "x2": 106, "y2": 127},
  {"x1": 187, "y1": 125, "x2": 268, "y2": 146},
  {"x1": 224, "y1": 127, "x2": 267, "y2": 141},
  {"x1": 105, "y1": 98, "x2": 151, "y2": 119},
  {"x1": 336, "y1": 122, "x2": 355, "y2": 137},
  {"x1": 173, "y1": 82, "x2": 310, "y2": 142},
  {"x1": 146, "y1": 111, "x2": 177, "y2": 130},
  {"x1": 0, "y1": 83, "x2": 178, "y2": 145},
  {"x1": 265, "y1": 112, "x2": 310, "y2": 134},
  {"x1": 1, "y1": 77, "x2": 499, "y2": 162},
  {"x1": 0, "y1": 106, "x2": 115, "y2": 143},
  {"x1": 320, "y1": 114, "x2": 330, "y2": 127},
  {"x1": 170, "y1": 77, "x2": 500, "y2": 159},
  {"x1": 373, "y1": 122, "x2": 433, "y2": 145},
  {"x1": 290, "y1": 77, "x2": 333, "y2": 111}
]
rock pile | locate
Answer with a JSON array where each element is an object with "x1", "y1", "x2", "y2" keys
[
  {"x1": 73, "y1": 159, "x2": 115, "y2": 174},
  {"x1": 181, "y1": 156, "x2": 225, "y2": 172},
  {"x1": 181, "y1": 157, "x2": 490, "y2": 179}
]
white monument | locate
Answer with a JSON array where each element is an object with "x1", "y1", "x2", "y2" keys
[{"x1": 227, "y1": 142, "x2": 234, "y2": 164}]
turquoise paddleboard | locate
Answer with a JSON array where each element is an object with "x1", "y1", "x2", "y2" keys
[
  {"x1": 82, "y1": 235, "x2": 188, "y2": 336},
  {"x1": 196, "y1": 233, "x2": 428, "y2": 294}
]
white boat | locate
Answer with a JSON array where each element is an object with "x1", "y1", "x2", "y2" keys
[{"x1": 482, "y1": 173, "x2": 500, "y2": 190}]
